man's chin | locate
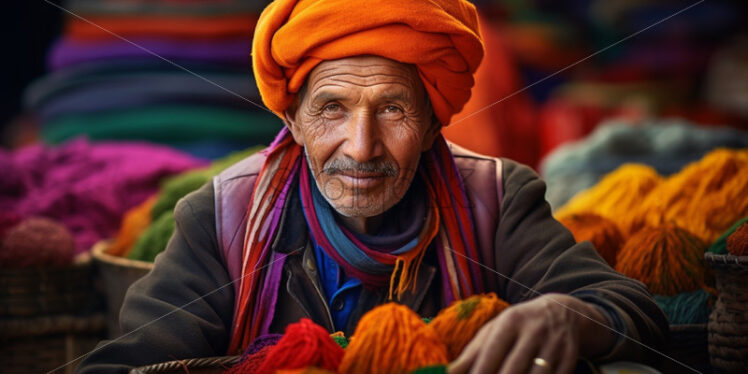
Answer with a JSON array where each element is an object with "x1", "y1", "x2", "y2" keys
[{"x1": 329, "y1": 201, "x2": 389, "y2": 219}]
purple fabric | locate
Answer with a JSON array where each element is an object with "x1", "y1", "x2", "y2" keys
[
  {"x1": 48, "y1": 37, "x2": 252, "y2": 71},
  {"x1": 254, "y1": 161, "x2": 298, "y2": 336},
  {"x1": 241, "y1": 333, "x2": 282, "y2": 359},
  {"x1": 0, "y1": 138, "x2": 206, "y2": 253}
]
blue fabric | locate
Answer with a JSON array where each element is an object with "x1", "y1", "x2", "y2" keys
[{"x1": 313, "y1": 240, "x2": 362, "y2": 331}]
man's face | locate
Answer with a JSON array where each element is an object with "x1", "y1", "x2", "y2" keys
[{"x1": 285, "y1": 56, "x2": 438, "y2": 218}]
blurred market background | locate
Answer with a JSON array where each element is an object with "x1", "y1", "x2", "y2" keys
[{"x1": 1, "y1": 0, "x2": 747, "y2": 373}]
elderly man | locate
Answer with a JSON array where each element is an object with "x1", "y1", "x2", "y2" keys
[{"x1": 77, "y1": 0, "x2": 667, "y2": 373}]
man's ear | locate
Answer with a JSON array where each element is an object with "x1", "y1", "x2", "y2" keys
[{"x1": 283, "y1": 99, "x2": 305, "y2": 146}]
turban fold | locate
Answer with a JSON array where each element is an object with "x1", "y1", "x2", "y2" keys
[{"x1": 252, "y1": 0, "x2": 484, "y2": 126}]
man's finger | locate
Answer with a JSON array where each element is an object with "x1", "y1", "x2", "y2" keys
[
  {"x1": 471, "y1": 320, "x2": 518, "y2": 374},
  {"x1": 528, "y1": 332, "x2": 565, "y2": 374},
  {"x1": 554, "y1": 335, "x2": 579, "y2": 374},
  {"x1": 497, "y1": 329, "x2": 541, "y2": 374},
  {"x1": 447, "y1": 319, "x2": 492, "y2": 374}
]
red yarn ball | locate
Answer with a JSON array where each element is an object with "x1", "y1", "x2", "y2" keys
[
  {"x1": 727, "y1": 223, "x2": 748, "y2": 256},
  {"x1": 254, "y1": 318, "x2": 344, "y2": 374},
  {"x1": 0, "y1": 217, "x2": 75, "y2": 267},
  {"x1": 224, "y1": 345, "x2": 273, "y2": 374}
]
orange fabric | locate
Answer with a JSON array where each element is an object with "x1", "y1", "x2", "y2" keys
[
  {"x1": 252, "y1": 0, "x2": 484, "y2": 126},
  {"x1": 67, "y1": 15, "x2": 258, "y2": 40}
]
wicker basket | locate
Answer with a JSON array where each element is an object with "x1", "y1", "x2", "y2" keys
[
  {"x1": 704, "y1": 252, "x2": 748, "y2": 373},
  {"x1": 0, "y1": 313, "x2": 107, "y2": 374},
  {"x1": 0, "y1": 253, "x2": 100, "y2": 317},
  {"x1": 662, "y1": 324, "x2": 711, "y2": 374},
  {"x1": 91, "y1": 240, "x2": 154, "y2": 338},
  {"x1": 128, "y1": 356, "x2": 240, "y2": 374}
]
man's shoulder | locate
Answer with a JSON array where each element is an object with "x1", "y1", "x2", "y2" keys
[
  {"x1": 448, "y1": 141, "x2": 503, "y2": 185},
  {"x1": 448, "y1": 141, "x2": 537, "y2": 187},
  {"x1": 214, "y1": 149, "x2": 269, "y2": 184}
]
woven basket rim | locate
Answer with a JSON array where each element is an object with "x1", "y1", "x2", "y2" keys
[
  {"x1": 704, "y1": 252, "x2": 748, "y2": 267},
  {"x1": 91, "y1": 240, "x2": 154, "y2": 270},
  {"x1": 128, "y1": 356, "x2": 240, "y2": 373}
]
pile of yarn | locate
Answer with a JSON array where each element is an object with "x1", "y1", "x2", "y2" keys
[
  {"x1": 555, "y1": 163, "x2": 662, "y2": 237},
  {"x1": 226, "y1": 293, "x2": 509, "y2": 374},
  {"x1": 557, "y1": 148, "x2": 748, "y2": 242},
  {"x1": 0, "y1": 217, "x2": 76, "y2": 267},
  {"x1": 541, "y1": 121, "x2": 748, "y2": 210},
  {"x1": 109, "y1": 146, "x2": 261, "y2": 262},
  {"x1": 627, "y1": 149, "x2": 748, "y2": 244},
  {"x1": 556, "y1": 148, "x2": 748, "y2": 325},
  {"x1": 0, "y1": 139, "x2": 204, "y2": 254}
]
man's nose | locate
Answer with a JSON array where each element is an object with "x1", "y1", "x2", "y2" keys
[{"x1": 342, "y1": 111, "x2": 382, "y2": 163}]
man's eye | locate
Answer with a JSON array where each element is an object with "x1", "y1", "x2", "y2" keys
[
  {"x1": 384, "y1": 105, "x2": 403, "y2": 113},
  {"x1": 323, "y1": 103, "x2": 341, "y2": 112}
]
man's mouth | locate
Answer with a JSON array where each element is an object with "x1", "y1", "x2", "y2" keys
[{"x1": 332, "y1": 170, "x2": 390, "y2": 189}]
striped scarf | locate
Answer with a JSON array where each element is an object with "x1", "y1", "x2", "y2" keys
[{"x1": 228, "y1": 128, "x2": 484, "y2": 353}]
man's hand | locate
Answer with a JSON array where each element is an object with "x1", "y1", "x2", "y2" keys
[{"x1": 448, "y1": 293, "x2": 616, "y2": 374}]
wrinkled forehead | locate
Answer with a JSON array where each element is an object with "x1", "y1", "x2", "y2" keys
[{"x1": 303, "y1": 56, "x2": 426, "y2": 101}]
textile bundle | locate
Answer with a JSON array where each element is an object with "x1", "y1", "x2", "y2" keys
[
  {"x1": 225, "y1": 294, "x2": 508, "y2": 374},
  {"x1": 0, "y1": 139, "x2": 204, "y2": 254},
  {"x1": 23, "y1": 0, "x2": 281, "y2": 159}
]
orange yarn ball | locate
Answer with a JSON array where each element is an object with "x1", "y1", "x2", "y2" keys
[
  {"x1": 429, "y1": 293, "x2": 509, "y2": 360},
  {"x1": 615, "y1": 224, "x2": 707, "y2": 296},
  {"x1": 559, "y1": 213, "x2": 625, "y2": 266},
  {"x1": 727, "y1": 223, "x2": 748, "y2": 256},
  {"x1": 339, "y1": 303, "x2": 448, "y2": 374}
]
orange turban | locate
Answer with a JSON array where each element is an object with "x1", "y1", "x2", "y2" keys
[{"x1": 252, "y1": 0, "x2": 484, "y2": 126}]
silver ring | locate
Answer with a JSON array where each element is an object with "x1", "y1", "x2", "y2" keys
[{"x1": 533, "y1": 357, "x2": 551, "y2": 369}]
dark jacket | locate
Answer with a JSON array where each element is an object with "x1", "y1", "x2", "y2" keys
[{"x1": 76, "y1": 144, "x2": 668, "y2": 373}]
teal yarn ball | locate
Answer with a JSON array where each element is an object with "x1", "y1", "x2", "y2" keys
[{"x1": 654, "y1": 289, "x2": 712, "y2": 325}]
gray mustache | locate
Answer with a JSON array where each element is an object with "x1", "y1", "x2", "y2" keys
[{"x1": 322, "y1": 157, "x2": 398, "y2": 177}]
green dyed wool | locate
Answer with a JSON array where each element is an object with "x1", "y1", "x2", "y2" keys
[
  {"x1": 127, "y1": 211, "x2": 175, "y2": 262},
  {"x1": 331, "y1": 334, "x2": 348, "y2": 349},
  {"x1": 410, "y1": 365, "x2": 447, "y2": 374}
]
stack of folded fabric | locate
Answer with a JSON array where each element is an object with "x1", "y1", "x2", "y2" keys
[{"x1": 24, "y1": 0, "x2": 280, "y2": 159}]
